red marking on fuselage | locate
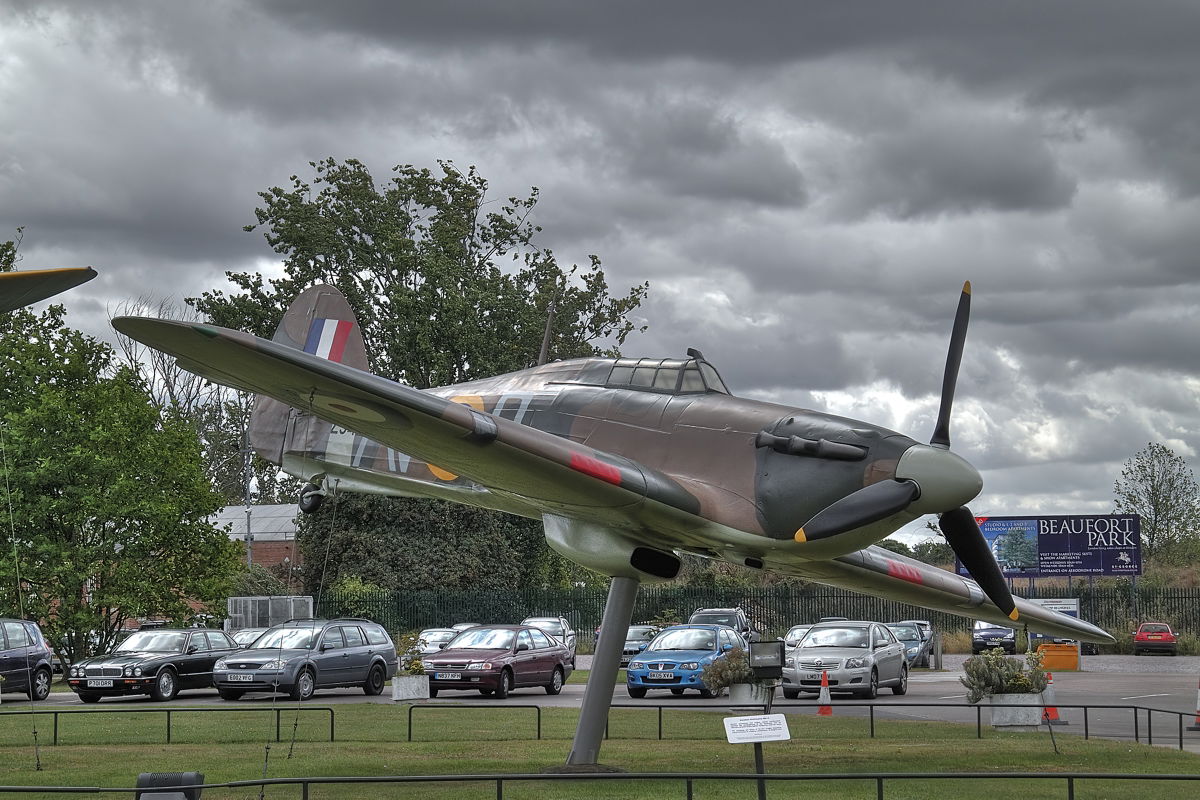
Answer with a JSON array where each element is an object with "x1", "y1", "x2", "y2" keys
[
  {"x1": 886, "y1": 560, "x2": 924, "y2": 585},
  {"x1": 570, "y1": 452, "x2": 622, "y2": 485}
]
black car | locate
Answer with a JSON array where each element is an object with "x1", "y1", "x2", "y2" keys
[
  {"x1": 66, "y1": 628, "x2": 239, "y2": 703},
  {"x1": 0, "y1": 618, "x2": 54, "y2": 701},
  {"x1": 971, "y1": 620, "x2": 1016, "y2": 654}
]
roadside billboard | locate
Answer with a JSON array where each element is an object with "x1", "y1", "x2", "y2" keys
[{"x1": 956, "y1": 514, "x2": 1141, "y2": 578}]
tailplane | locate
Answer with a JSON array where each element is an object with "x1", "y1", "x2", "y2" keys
[{"x1": 247, "y1": 284, "x2": 369, "y2": 476}]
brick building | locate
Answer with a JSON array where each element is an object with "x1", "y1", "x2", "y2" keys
[{"x1": 212, "y1": 504, "x2": 303, "y2": 588}]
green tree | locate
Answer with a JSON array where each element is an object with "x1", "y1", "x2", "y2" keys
[
  {"x1": 912, "y1": 538, "x2": 955, "y2": 566},
  {"x1": 190, "y1": 159, "x2": 649, "y2": 592},
  {"x1": 1113, "y1": 442, "x2": 1200, "y2": 561},
  {"x1": 876, "y1": 538, "x2": 914, "y2": 557},
  {"x1": 995, "y1": 529, "x2": 1037, "y2": 571},
  {"x1": 0, "y1": 302, "x2": 241, "y2": 665}
]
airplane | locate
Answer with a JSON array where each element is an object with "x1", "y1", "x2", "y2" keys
[
  {"x1": 113, "y1": 280, "x2": 1113, "y2": 766},
  {"x1": 0, "y1": 267, "x2": 97, "y2": 314}
]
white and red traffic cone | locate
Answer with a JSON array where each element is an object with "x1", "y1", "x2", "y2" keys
[
  {"x1": 1188, "y1": 676, "x2": 1200, "y2": 732},
  {"x1": 817, "y1": 669, "x2": 832, "y2": 716},
  {"x1": 1041, "y1": 671, "x2": 1066, "y2": 725}
]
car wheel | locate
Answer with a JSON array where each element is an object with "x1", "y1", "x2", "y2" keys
[
  {"x1": 290, "y1": 668, "x2": 316, "y2": 701},
  {"x1": 363, "y1": 664, "x2": 386, "y2": 696},
  {"x1": 545, "y1": 667, "x2": 564, "y2": 695},
  {"x1": 77, "y1": 692, "x2": 102, "y2": 704},
  {"x1": 494, "y1": 669, "x2": 512, "y2": 700},
  {"x1": 217, "y1": 689, "x2": 244, "y2": 701},
  {"x1": 783, "y1": 688, "x2": 800, "y2": 700},
  {"x1": 150, "y1": 668, "x2": 179, "y2": 702},
  {"x1": 892, "y1": 665, "x2": 908, "y2": 696},
  {"x1": 29, "y1": 668, "x2": 51, "y2": 701},
  {"x1": 861, "y1": 670, "x2": 878, "y2": 700},
  {"x1": 627, "y1": 686, "x2": 647, "y2": 698},
  {"x1": 670, "y1": 688, "x2": 685, "y2": 696}
]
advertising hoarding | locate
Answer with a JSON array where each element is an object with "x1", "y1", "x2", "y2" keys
[{"x1": 955, "y1": 514, "x2": 1141, "y2": 578}]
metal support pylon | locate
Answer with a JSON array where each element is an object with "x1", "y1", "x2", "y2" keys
[{"x1": 565, "y1": 575, "x2": 640, "y2": 766}]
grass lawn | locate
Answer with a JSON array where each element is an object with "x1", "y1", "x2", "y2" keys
[{"x1": 0, "y1": 701, "x2": 1197, "y2": 799}]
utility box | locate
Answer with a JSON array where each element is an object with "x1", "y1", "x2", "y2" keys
[
  {"x1": 1037, "y1": 642, "x2": 1080, "y2": 671},
  {"x1": 224, "y1": 596, "x2": 313, "y2": 631}
]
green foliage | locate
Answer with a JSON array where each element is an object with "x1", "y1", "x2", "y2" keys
[
  {"x1": 230, "y1": 563, "x2": 288, "y2": 597},
  {"x1": 960, "y1": 648, "x2": 1048, "y2": 703},
  {"x1": 327, "y1": 574, "x2": 386, "y2": 619},
  {"x1": 392, "y1": 631, "x2": 426, "y2": 675},
  {"x1": 911, "y1": 538, "x2": 954, "y2": 566},
  {"x1": 700, "y1": 647, "x2": 768, "y2": 691},
  {"x1": 876, "y1": 538, "x2": 913, "y2": 557},
  {"x1": 1113, "y1": 442, "x2": 1200, "y2": 561},
  {"x1": 0, "y1": 303, "x2": 241, "y2": 665},
  {"x1": 297, "y1": 493, "x2": 592, "y2": 594}
]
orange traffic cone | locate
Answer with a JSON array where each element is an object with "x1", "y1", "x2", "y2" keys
[
  {"x1": 817, "y1": 669, "x2": 832, "y2": 716},
  {"x1": 1041, "y1": 672, "x2": 1066, "y2": 726},
  {"x1": 1187, "y1": 676, "x2": 1200, "y2": 732}
]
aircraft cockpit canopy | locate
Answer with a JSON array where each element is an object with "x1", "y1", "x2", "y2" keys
[{"x1": 603, "y1": 356, "x2": 730, "y2": 395}]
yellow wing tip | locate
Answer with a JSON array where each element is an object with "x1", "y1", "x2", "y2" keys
[
  {"x1": 963, "y1": 280, "x2": 972, "y2": 295},
  {"x1": 1008, "y1": 608, "x2": 1020, "y2": 621},
  {"x1": 794, "y1": 528, "x2": 807, "y2": 543}
]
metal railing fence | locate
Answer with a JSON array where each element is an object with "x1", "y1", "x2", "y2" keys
[{"x1": 0, "y1": 706, "x2": 335, "y2": 745}]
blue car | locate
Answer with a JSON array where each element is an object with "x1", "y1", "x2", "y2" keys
[{"x1": 626, "y1": 624, "x2": 741, "y2": 698}]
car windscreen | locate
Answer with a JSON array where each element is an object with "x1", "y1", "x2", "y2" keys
[
  {"x1": 802, "y1": 627, "x2": 869, "y2": 648},
  {"x1": 232, "y1": 629, "x2": 264, "y2": 645},
  {"x1": 649, "y1": 628, "x2": 717, "y2": 651},
  {"x1": 251, "y1": 627, "x2": 319, "y2": 650},
  {"x1": 627, "y1": 625, "x2": 657, "y2": 641},
  {"x1": 690, "y1": 614, "x2": 736, "y2": 627},
  {"x1": 526, "y1": 619, "x2": 564, "y2": 636},
  {"x1": 888, "y1": 625, "x2": 920, "y2": 642},
  {"x1": 784, "y1": 626, "x2": 811, "y2": 646},
  {"x1": 449, "y1": 628, "x2": 516, "y2": 650},
  {"x1": 421, "y1": 630, "x2": 457, "y2": 643},
  {"x1": 115, "y1": 631, "x2": 188, "y2": 653},
  {"x1": 1140, "y1": 623, "x2": 1171, "y2": 633}
]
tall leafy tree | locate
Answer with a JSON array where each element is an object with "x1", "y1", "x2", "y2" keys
[
  {"x1": 1113, "y1": 442, "x2": 1200, "y2": 561},
  {"x1": 0, "y1": 300, "x2": 241, "y2": 664},
  {"x1": 190, "y1": 159, "x2": 649, "y2": 592}
]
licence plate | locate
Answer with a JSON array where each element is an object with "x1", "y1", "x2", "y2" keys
[
  {"x1": 1149, "y1": 635, "x2": 1162, "y2": 639},
  {"x1": 227, "y1": 673, "x2": 254, "y2": 682},
  {"x1": 87, "y1": 679, "x2": 113, "y2": 688},
  {"x1": 435, "y1": 672, "x2": 461, "y2": 680},
  {"x1": 648, "y1": 671, "x2": 674, "y2": 680},
  {"x1": 804, "y1": 672, "x2": 822, "y2": 680}
]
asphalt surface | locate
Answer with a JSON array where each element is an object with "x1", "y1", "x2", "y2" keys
[{"x1": 17, "y1": 654, "x2": 1200, "y2": 753}]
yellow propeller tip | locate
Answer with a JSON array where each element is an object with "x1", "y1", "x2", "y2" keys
[
  {"x1": 1008, "y1": 608, "x2": 1020, "y2": 621},
  {"x1": 794, "y1": 528, "x2": 807, "y2": 543},
  {"x1": 963, "y1": 280, "x2": 972, "y2": 295}
]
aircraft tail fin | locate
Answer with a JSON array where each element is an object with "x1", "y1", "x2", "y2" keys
[{"x1": 247, "y1": 284, "x2": 370, "y2": 465}]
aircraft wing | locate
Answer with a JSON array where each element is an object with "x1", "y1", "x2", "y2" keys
[
  {"x1": 110, "y1": 317, "x2": 702, "y2": 529},
  {"x1": 0, "y1": 267, "x2": 97, "y2": 313}
]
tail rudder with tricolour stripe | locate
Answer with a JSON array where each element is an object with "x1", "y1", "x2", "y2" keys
[{"x1": 248, "y1": 284, "x2": 369, "y2": 465}]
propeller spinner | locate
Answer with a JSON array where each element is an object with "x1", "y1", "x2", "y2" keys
[{"x1": 795, "y1": 281, "x2": 1018, "y2": 620}]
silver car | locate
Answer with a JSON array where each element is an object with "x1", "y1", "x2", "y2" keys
[{"x1": 782, "y1": 621, "x2": 908, "y2": 699}]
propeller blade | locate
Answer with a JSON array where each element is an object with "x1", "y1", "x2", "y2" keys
[
  {"x1": 795, "y1": 479, "x2": 920, "y2": 542},
  {"x1": 930, "y1": 281, "x2": 971, "y2": 449},
  {"x1": 940, "y1": 506, "x2": 1018, "y2": 621}
]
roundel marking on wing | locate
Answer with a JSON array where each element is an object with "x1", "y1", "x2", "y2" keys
[{"x1": 309, "y1": 392, "x2": 391, "y2": 425}]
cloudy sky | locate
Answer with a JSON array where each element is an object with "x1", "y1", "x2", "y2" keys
[{"x1": 3, "y1": 1, "x2": 1198, "y2": 544}]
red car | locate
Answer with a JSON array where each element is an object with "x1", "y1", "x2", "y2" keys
[
  {"x1": 421, "y1": 624, "x2": 572, "y2": 698},
  {"x1": 1132, "y1": 622, "x2": 1178, "y2": 655}
]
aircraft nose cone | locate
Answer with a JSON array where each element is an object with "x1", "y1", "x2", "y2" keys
[{"x1": 894, "y1": 444, "x2": 983, "y2": 514}]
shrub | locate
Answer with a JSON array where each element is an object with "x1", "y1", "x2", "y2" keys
[
  {"x1": 700, "y1": 648, "x2": 767, "y2": 693},
  {"x1": 960, "y1": 648, "x2": 1047, "y2": 704}
]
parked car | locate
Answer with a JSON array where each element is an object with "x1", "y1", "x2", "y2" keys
[
  {"x1": 618, "y1": 624, "x2": 658, "y2": 666},
  {"x1": 972, "y1": 620, "x2": 1016, "y2": 654},
  {"x1": 0, "y1": 618, "x2": 54, "y2": 701},
  {"x1": 212, "y1": 618, "x2": 398, "y2": 701},
  {"x1": 886, "y1": 622, "x2": 931, "y2": 667},
  {"x1": 1132, "y1": 621, "x2": 1178, "y2": 655},
  {"x1": 688, "y1": 607, "x2": 758, "y2": 642},
  {"x1": 626, "y1": 624, "x2": 742, "y2": 698},
  {"x1": 67, "y1": 628, "x2": 239, "y2": 703},
  {"x1": 898, "y1": 619, "x2": 933, "y2": 643},
  {"x1": 782, "y1": 620, "x2": 907, "y2": 699},
  {"x1": 421, "y1": 624, "x2": 573, "y2": 698},
  {"x1": 415, "y1": 628, "x2": 459, "y2": 654},
  {"x1": 229, "y1": 627, "x2": 268, "y2": 647},
  {"x1": 783, "y1": 624, "x2": 812, "y2": 651},
  {"x1": 520, "y1": 616, "x2": 577, "y2": 667},
  {"x1": 450, "y1": 622, "x2": 481, "y2": 632}
]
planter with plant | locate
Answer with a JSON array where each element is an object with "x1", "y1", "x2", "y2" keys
[
  {"x1": 390, "y1": 632, "x2": 430, "y2": 701},
  {"x1": 700, "y1": 648, "x2": 773, "y2": 705},
  {"x1": 961, "y1": 647, "x2": 1049, "y2": 726}
]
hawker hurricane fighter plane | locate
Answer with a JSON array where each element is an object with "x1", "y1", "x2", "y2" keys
[{"x1": 113, "y1": 281, "x2": 1112, "y2": 766}]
